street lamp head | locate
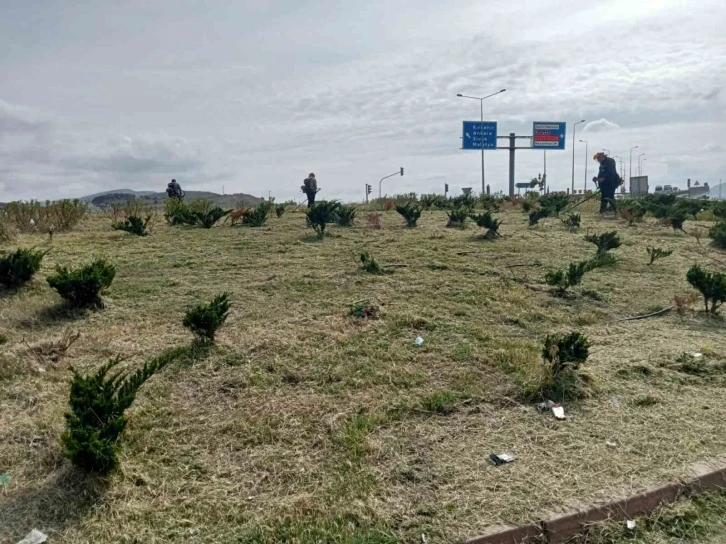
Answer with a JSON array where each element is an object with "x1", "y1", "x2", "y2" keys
[
  {"x1": 579, "y1": 139, "x2": 587, "y2": 143},
  {"x1": 499, "y1": 89, "x2": 506, "y2": 93},
  {"x1": 456, "y1": 93, "x2": 463, "y2": 97},
  {"x1": 580, "y1": 119, "x2": 586, "y2": 123}
]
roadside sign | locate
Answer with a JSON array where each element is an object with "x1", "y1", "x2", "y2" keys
[
  {"x1": 532, "y1": 121, "x2": 566, "y2": 150},
  {"x1": 462, "y1": 121, "x2": 497, "y2": 150}
]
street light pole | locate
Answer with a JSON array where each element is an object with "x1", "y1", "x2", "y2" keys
[
  {"x1": 571, "y1": 119, "x2": 586, "y2": 193},
  {"x1": 637, "y1": 153, "x2": 645, "y2": 176},
  {"x1": 457, "y1": 89, "x2": 507, "y2": 194},
  {"x1": 640, "y1": 158, "x2": 647, "y2": 176},
  {"x1": 629, "y1": 146, "x2": 639, "y2": 185},
  {"x1": 579, "y1": 139, "x2": 588, "y2": 192}
]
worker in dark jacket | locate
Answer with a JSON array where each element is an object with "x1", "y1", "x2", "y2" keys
[
  {"x1": 301, "y1": 173, "x2": 319, "y2": 207},
  {"x1": 593, "y1": 153, "x2": 620, "y2": 215}
]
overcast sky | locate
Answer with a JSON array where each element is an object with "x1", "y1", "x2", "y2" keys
[{"x1": 1, "y1": 0, "x2": 724, "y2": 202}]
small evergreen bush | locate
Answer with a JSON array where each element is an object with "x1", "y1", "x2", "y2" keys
[
  {"x1": 562, "y1": 213, "x2": 581, "y2": 231},
  {"x1": 359, "y1": 252, "x2": 384, "y2": 275},
  {"x1": 713, "y1": 202, "x2": 726, "y2": 219},
  {"x1": 686, "y1": 264, "x2": 726, "y2": 314},
  {"x1": 395, "y1": 203, "x2": 422, "y2": 227},
  {"x1": 241, "y1": 204, "x2": 272, "y2": 227},
  {"x1": 183, "y1": 293, "x2": 232, "y2": 343},
  {"x1": 667, "y1": 210, "x2": 687, "y2": 233},
  {"x1": 709, "y1": 221, "x2": 726, "y2": 249},
  {"x1": 62, "y1": 348, "x2": 185, "y2": 474},
  {"x1": 335, "y1": 205, "x2": 357, "y2": 227},
  {"x1": 47, "y1": 258, "x2": 116, "y2": 307},
  {"x1": 275, "y1": 203, "x2": 286, "y2": 217},
  {"x1": 197, "y1": 207, "x2": 231, "y2": 228},
  {"x1": 446, "y1": 208, "x2": 468, "y2": 228},
  {"x1": 646, "y1": 246, "x2": 673, "y2": 265},
  {"x1": 537, "y1": 332, "x2": 590, "y2": 401},
  {"x1": 306, "y1": 201, "x2": 341, "y2": 238},
  {"x1": 528, "y1": 207, "x2": 551, "y2": 226},
  {"x1": 539, "y1": 193, "x2": 570, "y2": 216},
  {"x1": 470, "y1": 211, "x2": 502, "y2": 239},
  {"x1": 545, "y1": 260, "x2": 595, "y2": 293},
  {"x1": 349, "y1": 298, "x2": 380, "y2": 319},
  {"x1": 0, "y1": 248, "x2": 47, "y2": 288},
  {"x1": 585, "y1": 231, "x2": 621, "y2": 257},
  {"x1": 619, "y1": 200, "x2": 647, "y2": 225},
  {"x1": 112, "y1": 214, "x2": 152, "y2": 236}
]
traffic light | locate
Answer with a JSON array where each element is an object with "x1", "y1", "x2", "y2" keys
[
  {"x1": 400, "y1": 167, "x2": 404, "y2": 176},
  {"x1": 444, "y1": 183, "x2": 449, "y2": 195},
  {"x1": 365, "y1": 183, "x2": 372, "y2": 203}
]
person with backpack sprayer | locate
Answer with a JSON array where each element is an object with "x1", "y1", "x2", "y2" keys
[
  {"x1": 592, "y1": 152, "x2": 620, "y2": 215},
  {"x1": 301, "y1": 173, "x2": 319, "y2": 207}
]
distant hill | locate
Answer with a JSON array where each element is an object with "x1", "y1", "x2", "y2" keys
[{"x1": 82, "y1": 189, "x2": 264, "y2": 209}]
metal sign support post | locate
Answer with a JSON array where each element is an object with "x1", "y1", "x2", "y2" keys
[{"x1": 497, "y1": 133, "x2": 534, "y2": 197}]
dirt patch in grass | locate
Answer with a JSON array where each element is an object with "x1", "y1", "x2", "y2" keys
[{"x1": 1, "y1": 208, "x2": 725, "y2": 543}]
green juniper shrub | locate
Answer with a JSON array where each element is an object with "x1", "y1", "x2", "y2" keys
[
  {"x1": 0, "y1": 334, "x2": 8, "y2": 345},
  {"x1": 446, "y1": 208, "x2": 469, "y2": 229},
  {"x1": 539, "y1": 193, "x2": 570, "y2": 216},
  {"x1": 562, "y1": 213, "x2": 581, "y2": 231},
  {"x1": 275, "y1": 203, "x2": 286, "y2": 217},
  {"x1": 585, "y1": 231, "x2": 621, "y2": 258},
  {"x1": 306, "y1": 200, "x2": 341, "y2": 238},
  {"x1": 164, "y1": 199, "x2": 195, "y2": 225},
  {"x1": 619, "y1": 199, "x2": 647, "y2": 225},
  {"x1": 359, "y1": 252, "x2": 386, "y2": 275},
  {"x1": 197, "y1": 207, "x2": 231, "y2": 228},
  {"x1": 451, "y1": 193, "x2": 476, "y2": 210},
  {"x1": 62, "y1": 348, "x2": 186, "y2": 474},
  {"x1": 470, "y1": 211, "x2": 502, "y2": 239},
  {"x1": 545, "y1": 260, "x2": 596, "y2": 294},
  {"x1": 673, "y1": 199, "x2": 705, "y2": 218},
  {"x1": 522, "y1": 200, "x2": 534, "y2": 213},
  {"x1": 183, "y1": 293, "x2": 231, "y2": 343},
  {"x1": 241, "y1": 204, "x2": 272, "y2": 227},
  {"x1": 47, "y1": 258, "x2": 115, "y2": 308},
  {"x1": 713, "y1": 201, "x2": 726, "y2": 219},
  {"x1": 348, "y1": 298, "x2": 380, "y2": 319},
  {"x1": 419, "y1": 194, "x2": 449, "y2": 210},
  {"x1": 335, "y1": 204, "x2": 357, "y2": 227},
  {"x1": 667, "y1": 210, "x2": 688, "y2": 233},
  {"x1": 112, "y1": 214, "x2": 152, "y2": 236},
  {"x1": 686, "y1": 264, "x2": 726, "y2": 314},
  {"x1": 647, "y1": 246, "x2": 673, "y2": 265},
  {"x1": 528, "y1": 207, "x2": 551, "y2": 226},
  {"x1": 709, "y1": 221, "x2": 726, "y2": 250},
  {"x1": 537, "y1": 332, "x2": 591, "y2": 401},
  {"x1": 0, "y1": 248, "x2": 47, "y2": 289},
  {"x1": 478, "y1": 195, "x2": 501, "y2": 211},
  {"x1": 395, "y1": 203, "x2": 422, "y2": 227}
]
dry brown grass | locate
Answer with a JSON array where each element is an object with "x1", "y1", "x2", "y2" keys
[{"x1": 0, "y1": 204, "x2": 725, "y2": 543}]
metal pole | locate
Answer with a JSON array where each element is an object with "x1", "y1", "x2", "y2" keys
[
  {"x1": 543, "y1": 151, "x2": 547, "y2": 193},
  {"x1": 379, "y1": 178, "x2": 384, "y2": 200},
  {"x1": 480, "y1": 99, "x2": 485, "y2": 194},
  {"x1": 584, "y1": 142, "x2": 588, "y2": 192},
  {"x1": 629, "y1": 146, "x2": 638, "y2": 185},
  {"x1": 509, "y1": 133, "x2": 516, "y2": 197},
  {"x1": 571, "y1": 120, "x2": 585, "y2": 193}
]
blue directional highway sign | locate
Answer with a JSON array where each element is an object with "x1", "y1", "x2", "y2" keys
[
  {"x1": 532, "y1": 121, "x2": 566, "y2": 149},
  {"x1": 462, "y1": 121, "x2": 497, "y2": 150}
]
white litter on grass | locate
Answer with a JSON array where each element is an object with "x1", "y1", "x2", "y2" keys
[
  {"x1": 552, "y1": 404, "x2": 566, "y2": 420},
  {"x1": 17, "y1": 530, "x2": 48, "y2": 544},
  {"x1": 626, "y1": 520, "x2": 636, "y2": 530},
  {"x1": 606, "y1": 441, "x2": 617, "y2": 448},
  {"x1": 414, "y1": 336, "x2": 424, "y2": 346},
  {"x1": 692, "y1": 352, "x2": 703, "y2": 358}
]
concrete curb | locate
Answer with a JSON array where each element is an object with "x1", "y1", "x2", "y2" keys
[{"x1": 465, "y1": 465, "x2": 726, "y2": 544}]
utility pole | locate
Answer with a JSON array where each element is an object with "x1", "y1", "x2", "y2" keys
[
  {"x1": 497, "y1": 132, "x2": 533, "y2": 197},
  {"x1": 457, "y1": 89, "x2": 507, "y2": 194},
  {"x1": 629, "y1": 145, "x2": 639, "y2": 185},
  {"x1": 571, "y1": 119, "x2": 586, "y2": 193},
  {"x1": 579, "y1": 139, "x2": 588, "y2": 193},
  {"x1": 543, "y1": 151, "x2": 547, "y2": 193}
]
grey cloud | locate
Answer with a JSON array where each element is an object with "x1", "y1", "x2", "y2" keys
[{"x1": 583, "y1": 119, "x2": 620, "y2": 133}]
